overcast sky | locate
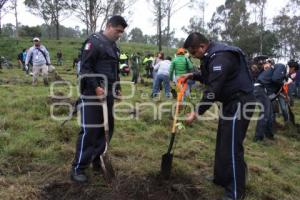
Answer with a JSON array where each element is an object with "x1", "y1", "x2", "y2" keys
[{"x1": 2, "y1": 0, "x2": 287, "y2": 39}]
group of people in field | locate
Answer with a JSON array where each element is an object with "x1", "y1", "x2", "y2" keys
[{"x1": 5, "y1": 14, "x2": 298, "y2": 200}]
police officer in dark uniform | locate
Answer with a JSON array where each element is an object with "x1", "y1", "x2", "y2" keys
[
  {"x1": 253, "y1": 57, "x2": 286, "y2": 141},
  {"x1": 71, "y1": 15, "x2": 127, "y2": 183},
  {"x1": 180, "y1": 32, "x2": 255, "y2": 200}
]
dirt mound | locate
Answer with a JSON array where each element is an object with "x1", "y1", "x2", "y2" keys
[{"x1": 39, "y1": 173, "x2": 206, "y2": 200}]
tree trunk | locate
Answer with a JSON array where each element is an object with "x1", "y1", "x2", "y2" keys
[
  {"x1": 56, "y1": 20, "x2": 59, "y2": 40},
  {"x1": 166, "y1": 8, "x2": 171, "y2": 47},
  {"x1": 85, "y1": 0, "x2": 89, "y2": 36},
  {"x1": 14, "y1": 0, "x2": 18, "y2": 39},
  {"x1": 0, "y1": 9, "x2": 2, "y2": 35},
  {"x1": 89, "y1": 0, "x2": 95, "y2": 33},
  {"x1": 56, "y1": 2, "x2": 60, "y2": 40},
  {"x1": 158, "y1": 0, "x2": 162, "y2": 51},
  {"x1": 259, "y1": 1, "x2": 265, "y2": 54}
]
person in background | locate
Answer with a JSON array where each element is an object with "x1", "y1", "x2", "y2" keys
[
  {"x1": 17, "y1": 49, "x2": 26, "y2": 70},
  {"x1": 151, "y1": 52, "x2": 164, "y2": 95},
  {"x1": 152, "y1": 56, "x2": 172, "y2": 98},
  {"x1": 253, "y1": 57, "x2": 286, "y2": 141},
  {"x1": 294, "y1": 63, "x2": 300, "y2": 98},
  {"x1": 169, "y1": 48, "x2": 194, "y2": 98},
  {"x1": 274, "y1": 60, "x2": 299, "y2": 127},
  {"x1": 25, "y1": 37, "x2": 51, "y2": 86},
  {"x1": 286, "y1": 60, "x2": 299, "y2": 104},
  {"x1": 143, "y1": 54, "x2": 154, "y2": 78},
  {"x1": 56, "y1": 49, "x2": 63, "y2": 66},
  {"x1": 130, "y1": 52, "x2": 141, "y2": 84}
]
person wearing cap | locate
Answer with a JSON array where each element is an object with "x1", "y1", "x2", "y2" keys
[
  {"x1": 71, "y1": 15, "x2": 127, "y2": 183},
  {"x1": 180, "y1": 32, "x2": 255, "y2": 200},
  {"x1": 253, "y1": 58, "x2": 287, "y2": 141},
  {"x1": 25, "y1": 37, "x2": 51, "y2": 85},
  {"x1": 169, "y1": 48, "x2": 194, "y2": 97},
  {"x1": 169, "y1": 48, "x2": 193, "y2": 81}
]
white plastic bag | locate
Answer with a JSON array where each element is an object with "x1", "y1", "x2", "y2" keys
[{"x1": 48, "y1": 65, "x2": 56, "y2": 72}]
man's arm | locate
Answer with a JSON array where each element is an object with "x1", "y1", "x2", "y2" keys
[
  {"x1": 272, "y1": 64, "x2": 286, "y2": 85},
  {"x1": 80, "y1": 40, "x2": 101, "y2": 93},
  {"x1": 154, "y1": 62, "x2": 160, "y2": 71},
  {"x1": 197, "y1": 53, "x2": 233, "y2": 115}
]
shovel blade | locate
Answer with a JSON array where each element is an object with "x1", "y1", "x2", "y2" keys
[
  {"x1": 160, "y1": 152, "x2": 173, "y2": 179},
  {"x1": 100, "y1": 154, "x2": 115, "y2": 185}
]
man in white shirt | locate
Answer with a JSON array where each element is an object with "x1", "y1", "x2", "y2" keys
[
  {"x1": 25, "y1": 37, "x2": 51, "y2": 86},
  {"x1": 152, "y1": 56, "x2": 172, "y2": 98}
]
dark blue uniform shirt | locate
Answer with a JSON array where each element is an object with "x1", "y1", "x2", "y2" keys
[{"x1": 193, "y1": 42, "x2": 253, "y2": 115}]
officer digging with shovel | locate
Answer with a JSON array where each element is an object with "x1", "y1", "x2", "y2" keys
[{"x1": 180, "y1": 32, "x2": 255, "y2": 200}]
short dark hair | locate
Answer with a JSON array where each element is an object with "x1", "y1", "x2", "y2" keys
[
  {"x1": 288, "y1": 59, "x2": 299, "y2": 70},
  {"x1": 183, "y1": 32, "x2": 209, "y2": 49},
  {"x1": 166, "y1": 56, "x2": 172, "y2": 61},
  {"x1": 107, "y1": 15, "x2": 128, "y2": 28}
]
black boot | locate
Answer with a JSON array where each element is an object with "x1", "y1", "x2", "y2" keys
[{"x1": 70, "y1": 169, "x2": 88, "y2": 183}]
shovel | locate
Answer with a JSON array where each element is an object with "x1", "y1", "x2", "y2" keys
[
  {"x1": 161, "y1": 78, "x2": 188, "y2": 179},
  {"x1": 99, "y1": 99, "x2": 115, "y2": 185}
]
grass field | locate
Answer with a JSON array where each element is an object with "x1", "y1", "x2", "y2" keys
[{"x1": 0, "y1": 44, "x2": 300, "y2": 200}]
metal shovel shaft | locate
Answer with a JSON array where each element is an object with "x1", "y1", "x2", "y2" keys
[
  {"x1": 100, "y1": 100, "x2": 115, "y2": 184},
  {"x1": 160, "y1": 95, "x2": 182, "y2": 179}
]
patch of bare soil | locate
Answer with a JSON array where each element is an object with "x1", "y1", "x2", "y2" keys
[{"x1": 39, "y1": 172, "x2": 206, "y2": 200}]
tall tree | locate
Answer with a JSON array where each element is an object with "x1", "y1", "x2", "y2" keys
[
  {"x1": 0, "y1": 0, "x2": 9, "y2": 34},
  {"x1": 207, "y1": 0, "x2": 278, "y2": 57},
  {"x1": 248, "y1": 0, "x2": 267, "y2": 54},
  {"x1": 25, "y1": 0, "x2": 71, "y2": 40},
  {"x1": 72, "y1": 0, "x2": 135, "y2": 35},
  {"x1": 128, "y1": 27, "x2": 145, "y2": 43},
  {"x1": 151, "y1": 0, "x2": 165, "y2": 51},
  {"x1": 11, "y1": 0, "x2": 19, "y2": 39},
  {"x1": 273, "y1": 8, "x2": 300, "y2": 58},
  {"x1": 182, "y1": 16, "x2": 207, "y2": 35},
  {"x1": 71, "y1": 0, "x2": 89, "y2": 35},
  {"x1": 163, "y1": 0, "x2": 193, "y2": 47}
]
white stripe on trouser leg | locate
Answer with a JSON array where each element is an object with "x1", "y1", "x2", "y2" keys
[
  {"x1": 75, "y1": 99, "x2": 87, "y2": 173},
  {"x1": 232, "y1": 109, "x2": 238, "y2": 200}
]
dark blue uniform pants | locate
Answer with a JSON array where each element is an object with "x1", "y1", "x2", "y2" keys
[
  {"x1": 214, "y1": 93, "x2": 255, "y2": 200},
  {"x1": 72, "y1": 96, "x2": 114, "y2": 173},
  {"x1": 277, "y1": 95, "x2": 289, "y2": 122},
  {"x1": 254, "y1": 86, "x2": 274, "y2": 139}
]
